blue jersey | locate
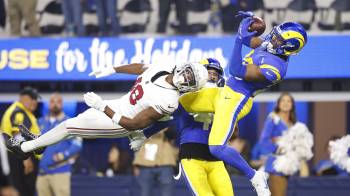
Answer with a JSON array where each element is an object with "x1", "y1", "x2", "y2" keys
[
  {"x1": 174, "y1": 105, "x2": 212, "y2": 145},
  {"x1": 143, "y1": 104, "x2": 212, "y2": 145},
  {"x1": 227, "y1": 47, "x2": 288, "y2": 97}
]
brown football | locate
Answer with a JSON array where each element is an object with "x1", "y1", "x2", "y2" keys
[{"x1": 248, "y1": 16, "x2": 266, "y2": 36}]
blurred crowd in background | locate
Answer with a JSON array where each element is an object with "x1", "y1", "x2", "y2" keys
[{"x1": 0, "y1": 0, "x2": 350, "y2": 37}]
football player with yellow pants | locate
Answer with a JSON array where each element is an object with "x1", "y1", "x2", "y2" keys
[{"x1": 179, "y1": 11, "x2": 307, "y2": 196}]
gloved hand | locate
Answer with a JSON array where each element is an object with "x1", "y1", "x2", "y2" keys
[
  {"x1": 89, "y1": 65, "x2": 116, "y2": 78},
  {"x1": 237, "y1": 17, "x2": 257, "y2": 42},
  {"x1": 235, "y1": 11, "x2": 254, "y2": 18},
  {"x1": 83, "y1": 92, "x2": 107, "y2": 112},
  {"x1": 128, "y1": 130, "x2": 146, "y2": 151}
]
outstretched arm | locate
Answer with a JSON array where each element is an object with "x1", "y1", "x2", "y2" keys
[
  {"x1": 105, "y1": 106, "x2": 164, "y2": 131},
  {"x1": 113, "y1": 63, "x2": 149, "y2": 75},
  {"x1": 83, "y1": 92, "x2": 165, "y2": 130},
  {"x1": 235, "y1": 11, "x2": 263, "y2": 49},
  {"x1": 89, "y1": 63, "x2": 149, "y2": 78},
  {"x1": 229, "y1": 18, "x2": 268, "y2": 82}
]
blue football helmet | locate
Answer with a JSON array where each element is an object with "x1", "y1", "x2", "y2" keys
[
  {"x1": 199, "y1": 58, "x2": 225, "y2": 87},
  {"x1": 262, "y1": 22, "x2": 307, "y2": 56}
]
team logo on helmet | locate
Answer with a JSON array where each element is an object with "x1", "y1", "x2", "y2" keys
[{"x1": 262, "y1": 22, "x2": 307, "y2": 56}]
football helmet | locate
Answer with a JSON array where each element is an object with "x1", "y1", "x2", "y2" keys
[
  {"x1": 199, "y1": 58, "x2": 225, "y2": 87},
  {"x1": 262, "y1": 22, "x2": 307, "y2": 56},
  {"x1": 173, "y1": 62, "x2": 208, "y2": 93}
]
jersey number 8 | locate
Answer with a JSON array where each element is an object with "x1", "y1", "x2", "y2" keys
[{"x1": 129, "y1": 77, "x2": 144, "y2": 105}]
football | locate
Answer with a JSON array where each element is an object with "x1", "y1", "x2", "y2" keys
[{"x1": 248, "y1": 16, "x2": 266, "y2": 36}]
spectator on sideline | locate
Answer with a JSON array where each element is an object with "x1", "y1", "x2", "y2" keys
[
  {"x1": 7, "y1": 0, "x2": 41, "y2": 36},
  {"x1": 61, "y1": 0, "x2": 85, "y2": 36},
  {"x1": 259, "y1": 92, "x2": 310, "y2": 196},
  {"x1": 314, "y1": 136, "x2": 348, "y2": 176},
  {"x1": 36, "y1": 93, "x2": 82, "y2": 196},
  {"x1": 0, "y1": 186, "x2": 19, "y2": 196},
  {"x1": 95, "y1": 0, "x2": 120, "y2": 36},
  {"x1": 133, "y1": 129, "x2": 178, "y2": 196},
  {"x1": 1, "y1": 87, "x2": 41, "y2": 196},
  {"x1": 103, "y1": 145, "x2": 131, "y2": 176},
  {"x1": 157, "y1": 0, "x2": 188, "y2": 33}
]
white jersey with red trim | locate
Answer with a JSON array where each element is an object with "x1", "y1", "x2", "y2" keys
[{"x1": 112, "y1": 64, "x2": 179, "y2": 119}]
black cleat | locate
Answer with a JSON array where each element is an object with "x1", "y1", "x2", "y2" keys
[
  {"x1": 19, "y1": 124, "x2": 39, "y2": 140},
  {"x1": 18, "y1": 124, "x2": 46, "y2": 155},
  {"x1": 6, "y1": 138, "x2": 31, "y2": 160}
]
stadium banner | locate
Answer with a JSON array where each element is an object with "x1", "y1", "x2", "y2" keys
[{"x1": 0, "y1": 35, "x2": 349, "y2": 80}]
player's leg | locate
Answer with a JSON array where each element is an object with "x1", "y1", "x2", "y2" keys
[
  {"x1": 21, "y1": 100, "x2": 128, "y2": 153},
  {"x1": 207, "y1": 161, "x2": 234, "y2": 196},
  {"x1": 208, "y1": 87, "x2": 270, "y2": 195},
  {"x1": 208, "y1": 86, "x2": 256, "y2": 179},
  {"x1": 180, "y1": 159, "x2": 215, "y2": 196}
]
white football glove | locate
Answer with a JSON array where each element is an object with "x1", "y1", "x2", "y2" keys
[
  {"x1": 83, "y1": 92, "x2": 107, "y2": 112},
  {"x1": 128, "y1": 130, "x2": 146, "y2": 151},
  {"x1": 89, "y1": 65, "x2": 116, "y2": 78}
]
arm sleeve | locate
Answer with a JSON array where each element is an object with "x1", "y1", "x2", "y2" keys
[
  {"x1": 228, "y1": 38, "x2": 247, "y2": 78},
  {"x1": 259, "y1": 63, "x2": 282, "y2": 82},
  {"x1": 152, "y1": 97, "x2": 178, "y2": 115}
]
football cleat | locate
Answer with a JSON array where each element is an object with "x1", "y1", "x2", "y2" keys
[
  {"x1": 250, "y1": 171, "x2": 271, "y2": 196},
  {"x1": 6, "y1": 138, "x2": 31, "y2": 160},
  {"x1": 19, "y1": 124, "x2": 46, "y2": 155}
]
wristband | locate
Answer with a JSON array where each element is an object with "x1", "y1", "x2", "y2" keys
[{"x1": 112, "y1": 113, "x2": 122, "y2": 124}]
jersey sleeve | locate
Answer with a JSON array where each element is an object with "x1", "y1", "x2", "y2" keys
[
  {"x1": 151, "y1": 92, "x2": 179, "y2": 116},
  {"x1": 152, "y1": 101, "x2": 178, "y2": 115},
  {"x1": 259, "y1": 56, "x2": 284, "y2": 82}
]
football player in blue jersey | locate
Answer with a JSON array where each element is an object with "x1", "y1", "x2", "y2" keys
[
  {"x1": 179, "y1": 11, "x2": 307, "y2": 196},
  {"x1": 142, "y1": 58, "x2": 235, "y2": 196}
]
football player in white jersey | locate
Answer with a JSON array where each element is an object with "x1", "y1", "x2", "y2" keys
[{"x1": 6, "y1": 62, "x2": 208, "y2": 159}]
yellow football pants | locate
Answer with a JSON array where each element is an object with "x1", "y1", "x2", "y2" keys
[
  {"x1": 181, "y1": 159, "x2": 234, "y2": 196},
  {"x1": 179, "y1": 86, "x2": 253, "y2": 145}
]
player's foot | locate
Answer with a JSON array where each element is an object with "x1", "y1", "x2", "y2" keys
[
  {"x1": 250, "y1": 171, "x2": 271, "y2": 196},
  {"x1": 19, "y1": 124, "x2": 45, "y2": 155},
  {"x1": 128, "y1": 130, "x2": 146, "y2": 151},
  {"x1": 5, "y1": 138, "x2": 31, "y2": 160}
]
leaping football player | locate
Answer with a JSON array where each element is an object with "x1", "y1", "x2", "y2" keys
[
  {"x1": 178, "y1": 11, "x2": 308, "y2": 196},
  {"x1": 6, "y1": 61, "x2": 208, "y2": 160}
]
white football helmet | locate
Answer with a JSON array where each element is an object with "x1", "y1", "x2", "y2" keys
[{"x1": 173, "y1": 62, "x2": 208, "y2": 93}]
